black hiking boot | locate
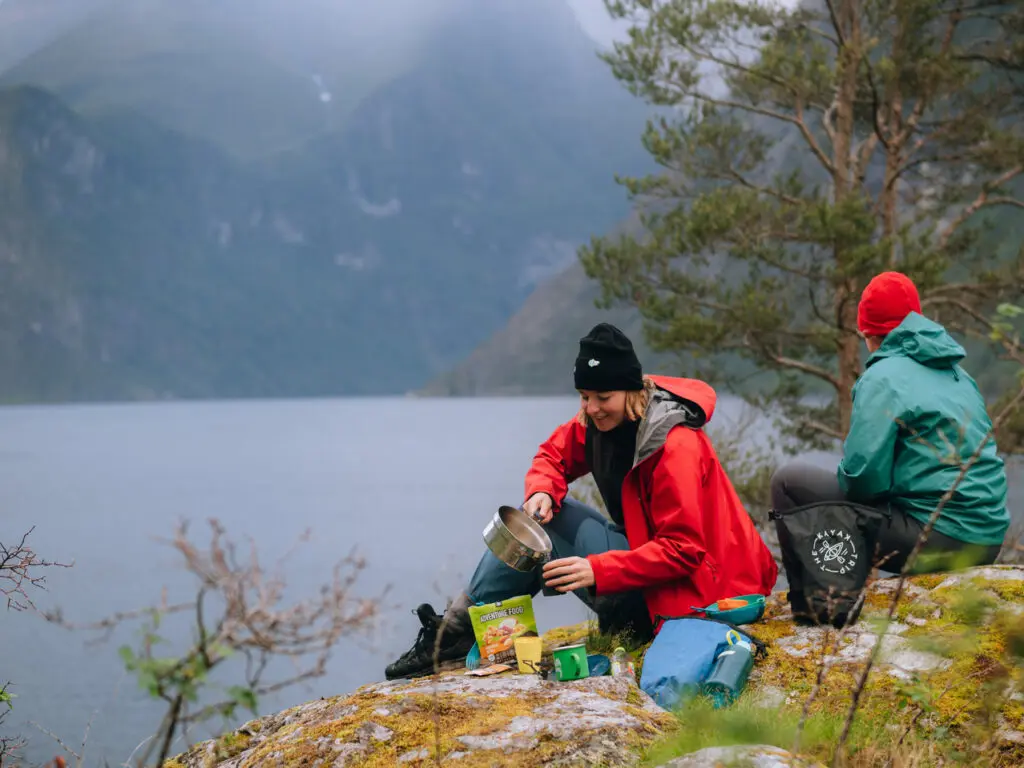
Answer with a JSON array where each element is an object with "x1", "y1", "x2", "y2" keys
[{"x1": 384, "y1": 602, "x2": 475, "y2": 680}]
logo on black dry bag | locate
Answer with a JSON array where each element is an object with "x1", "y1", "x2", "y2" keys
[{"x1": 811, "y1": 528, "x2": 858, "y2": 575}]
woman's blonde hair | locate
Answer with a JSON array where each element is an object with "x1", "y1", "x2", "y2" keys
[{"x1": 576, "y1": 376, "x2": 656, "y2": 426}]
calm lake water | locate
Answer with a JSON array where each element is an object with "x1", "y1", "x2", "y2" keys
[
  {"x1": 0, "y1": 396, "x2": 620, "y2": 765},
  {"x1": 2, "y1": 394, "x2": 1011, "y2": 766}
]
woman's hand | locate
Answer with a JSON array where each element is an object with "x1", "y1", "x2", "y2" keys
[
  {"x1": 523, "y1": 492, "x2": 554, "y2": 524},
  {"x1": 542, "y1": 556, "x2": 595, "y2": 592}
]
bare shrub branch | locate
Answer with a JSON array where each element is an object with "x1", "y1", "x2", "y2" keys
[
  {"x1": 1, "y1": 528, "x2": 71, "y2": 767},
  {"x1": 43, "y1": 518, "x2": 384, "y2": 768},
  {"x1": 1, "y1": 527, "x2": 73, "y2": 612},
  {"x1": 0, "y1": 682, "x2": 25, "y2": 768}
]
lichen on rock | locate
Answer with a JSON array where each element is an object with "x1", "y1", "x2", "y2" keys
[
  {"x1": 654, "y1": 744, "x2": 823, "y2": 768},
  {"x1": 708, "y1": 565, "x2": 1024, "y2": 760},
  {"x1": 166, "y1": 566, "x2": 1024, "y2": 768},
  {"x1": 168, "y1": 670, "x2": 671, "y2": 768}
]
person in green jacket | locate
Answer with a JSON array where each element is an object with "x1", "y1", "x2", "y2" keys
[{"x1": 772, "y1": 271, "x2": 1009, "y2": 588}]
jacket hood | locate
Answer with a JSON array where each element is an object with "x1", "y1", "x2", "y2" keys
[
  {"x1": 868, "y1": 312, "x2": 965, "y2": 371},
  {"x1": 634, "y1": 375, "x2": 715, "y2": 465}
]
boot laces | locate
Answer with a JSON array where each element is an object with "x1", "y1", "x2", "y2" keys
[{"x1": 395, "y1": 606, "x2": 440, "y2": 663}]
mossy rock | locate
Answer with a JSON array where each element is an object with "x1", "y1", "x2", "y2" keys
[
  {"x1": 167, "y1": 671, "x2": 672, "y2": 767},
  {"x1": 656, "y1": 744, "x2": 823, "y2": 767},
  {"x1": 746, "y1": 567, "x2": 1023, "y2": 716},
  {"x1": 648, "y1": 565, "x2": 1024, "y2": 766},
  {"x1": 167, "y1": 566, "x2": 1024, "y2": 768}
]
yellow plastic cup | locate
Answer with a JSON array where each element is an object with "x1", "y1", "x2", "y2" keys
[{"x1": 514, "y1": 636, "x2": 543, "y2": 674}]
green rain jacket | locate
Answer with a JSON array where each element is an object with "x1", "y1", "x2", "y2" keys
[{"x1": 837, "y1": 312, "x2": 1009, "y2": 546}]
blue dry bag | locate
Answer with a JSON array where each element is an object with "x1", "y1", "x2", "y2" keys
[{"x1": 639, "y1": 616, "x2": 766, "y2": 711}]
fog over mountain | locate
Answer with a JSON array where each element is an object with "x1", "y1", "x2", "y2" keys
[{"x1": 0, "y1": 0, "x2": 654, "y2": 402}]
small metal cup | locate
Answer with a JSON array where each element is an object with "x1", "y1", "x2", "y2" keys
[{"x1": 537, "y1": 551, "x2": 564, "y2": 597}]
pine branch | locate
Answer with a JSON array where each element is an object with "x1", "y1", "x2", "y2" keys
[
  {"x1": 796, "y1": 418, "x2": 845, "y2": 441},
  {"x1": 896, "y1": 3, "x2": 964, "y2": 146},
  {"x1": 743, "y1": 330, "x2": 842, "y2": 389},
  {"x1": 684, "y1": 93, "x2": 837, "y2": 175},
  {"x1": 939, "y1": 165, "x2": 1024, "y2": 248}
]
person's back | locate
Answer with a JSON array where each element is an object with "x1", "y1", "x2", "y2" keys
[
  {"x1": 771, "y1": 272, "x2": 1008, "y2": 625},
  {"x1": 839, "y1": 311, "x2": 1009, "y2": 548}
]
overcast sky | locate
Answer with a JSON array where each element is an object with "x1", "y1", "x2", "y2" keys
[
  {"x1": 565, "y1": 0, "x2": 629, "y2": 46},
  {"x1": 567, "y1": 0, "x2": 802, "y2": 46}
]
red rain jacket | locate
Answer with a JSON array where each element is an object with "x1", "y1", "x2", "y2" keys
[{"x1": 524, "y1": 375, "x2": 778, "y2": 631}]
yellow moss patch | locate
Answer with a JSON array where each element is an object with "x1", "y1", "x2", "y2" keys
[
  {"x1": 221, "y1": 674, "x2": 667, "y2": 768},
  {"x1": 212, "y1": 731, "x2": 251, "y2": 762},
  {"x1": 749, "y1": 636, "x2": 823, "y2": 697},
  {"x1": 1004, "y1": 689, "x2": 1024, "y2": 730},
  {"x1": 862, "y1": 589, "x2": 896, "y2": 614},
  {"x1": 901, "y1": 609, "x2": 1018, "y2": 730},
  {"x1": 896, "y1": 597, "x2": 939, "y2": 624},
  {"x1": 986, "y1": 578, "x2": 1024, "y2": 603},
  {"x1": 166, "y1": 730, "x2": 254, "y2": 768},
  {"x1": 454, "y1": 741, "x2": 563, "y2": 767},
  {"x1": 236, "y1": 706, "x2": 354, "y2": 767},
  {"x1": 907, "y1": 573, "x2": 949, "y2": 591},
  {"x1": 926, "y1": 572, "x2": 1024, "y2": 611},
  {"x1": 748, "y1": 618, "x2": 797, "y2": 645},
  {"x1": 624, "y1": 684, "x2": 647, "y2": 708},
  {"x1": 454, "y1": 730, "x2": 623, "y2": 768},
  {"x1": 542, "y1": 621, "x2": 594, "y2": 652},
  {"x1": 743, "y1": 574, "x2": 1024, "y2": 758},
  {"x1": 234, "y1": 689, "x2": 454, "y2": 766},
  {"x1": 745, "y1": 621, "x2": 905, "y2": 730},
  {"x1": 623, "y1": 703, "x2": 674, "y2": 736},
  {"x1": 761, "y1": 591, "x2": 790, "y2": 620},
  {"x1": 859, "y1": 588, "x2": 942, "y2": 626}
]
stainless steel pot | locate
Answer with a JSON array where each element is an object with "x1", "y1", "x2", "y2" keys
[{"x1": 482, "y1": 505, "x2": 553, "y2": 572}]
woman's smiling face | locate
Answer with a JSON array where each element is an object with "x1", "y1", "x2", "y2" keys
[{"x1": 578, "y1": 389, "x2": 627, "y2": 431}]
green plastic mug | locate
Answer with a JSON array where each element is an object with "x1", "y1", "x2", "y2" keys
[{"x1": 552, "y1": 644, "x2": 590, "y2": 681}]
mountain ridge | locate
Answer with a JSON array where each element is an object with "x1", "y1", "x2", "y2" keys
[{"x1": 0, "y1": 1, "x2": 654, "y2": 403}]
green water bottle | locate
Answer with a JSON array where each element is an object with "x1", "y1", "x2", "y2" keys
[{"x1": 701, "y1": 630, "x2": 754, "y2": 709}]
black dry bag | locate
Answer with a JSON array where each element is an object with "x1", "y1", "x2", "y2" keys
[{"x1": 769, "y1": 501, "x2": 888, "y2": 628}]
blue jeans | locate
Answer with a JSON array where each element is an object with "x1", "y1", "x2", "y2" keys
[{"x1": 466, "y1": 497, "x2": 629, "y2": 608}]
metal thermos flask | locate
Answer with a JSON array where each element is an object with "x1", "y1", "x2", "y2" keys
[{"x1": 701, "y1": 630, "x2": 755, "y2": 708}]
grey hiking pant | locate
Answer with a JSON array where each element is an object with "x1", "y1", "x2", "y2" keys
[{"x1": 770, "y1": 462, "x2": 1001, "y2": 581}]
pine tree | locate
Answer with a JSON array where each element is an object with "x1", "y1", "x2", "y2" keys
[{"x1": 581, "y1": 0, "x2": 1024, "y2": 447}]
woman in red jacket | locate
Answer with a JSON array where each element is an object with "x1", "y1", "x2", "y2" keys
[{"x1": 385, "y1": 323, "x2": 779, "y2": 680}]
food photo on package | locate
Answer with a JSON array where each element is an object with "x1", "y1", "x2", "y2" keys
[{"x1": 467, "y1": 595, "x2": 538, "y2": 665}]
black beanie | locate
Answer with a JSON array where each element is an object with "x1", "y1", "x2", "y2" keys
[{"x1": 573, "y1": 323, "x2": 644, "y2": 391}]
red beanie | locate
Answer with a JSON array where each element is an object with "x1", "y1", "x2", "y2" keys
[{"x1": 857, "y1": 272, "x2": 922, "y2": 337}]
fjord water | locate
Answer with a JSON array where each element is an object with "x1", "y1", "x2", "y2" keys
[
  {"x1": 0, "y1": 396, "x2": 605, "y2": 765},
  {"x1": 3, "y1": 393, "x2": 993, "y2": 766}
]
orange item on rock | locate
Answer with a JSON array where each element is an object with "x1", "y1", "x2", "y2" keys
[{"x1": 715, "y1": 598, "x2": 749, "y2": 611}]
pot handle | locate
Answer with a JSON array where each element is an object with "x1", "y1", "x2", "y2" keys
[{"x1": 520, "y1": 504, "x2": 544, "y2": 523}]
